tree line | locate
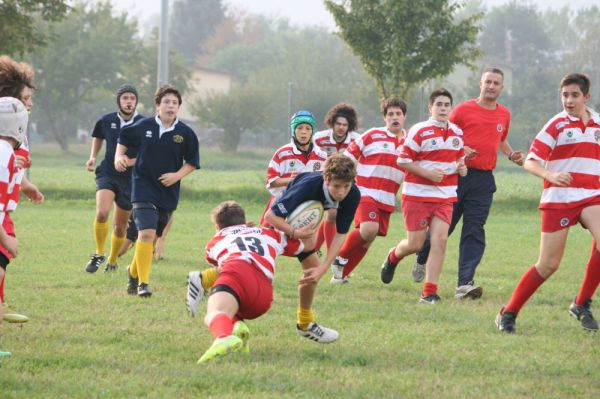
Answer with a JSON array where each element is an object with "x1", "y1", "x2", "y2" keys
[{"x1": 2, "y1": 0, "x2": 599, "y2": 153}]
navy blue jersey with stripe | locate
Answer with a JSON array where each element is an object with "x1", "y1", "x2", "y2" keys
[
  {"x1": 92, "y1": 112, "x2": 144, "y2": 177},
  {"x1": 271, "y1": 172, "x2": 361, "y2": 234},
  {"x1": 118, "y1": 116, "x2": 200, "y2": 211}
]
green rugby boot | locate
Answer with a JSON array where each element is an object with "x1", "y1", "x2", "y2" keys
[
  {"x1": 232, "y1": 320, "x2": 250, "y2": 353},
  {"x1": 197, "y1": 335, "x2": 243, "y2": 364}
]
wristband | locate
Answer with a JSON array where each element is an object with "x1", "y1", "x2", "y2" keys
[
  {"x1": 508, "y1": 151, "x2": 514, "y2": 161},
  {"x1": 290, "y1": 228, "x2": 295, "y2": 239}
]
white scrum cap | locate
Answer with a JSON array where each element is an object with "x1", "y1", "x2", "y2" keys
[{"x1": 0, "y1": 97, "x2": 28, "y2": 144}]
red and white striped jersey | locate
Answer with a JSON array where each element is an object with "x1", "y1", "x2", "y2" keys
[
  {"x1": 344, "y1": 127, "x2": 405, "y2": 212},
  {"x1": 527, "y1": 109, "x2": 600, "y2": 209},
  {"x1": 399, "y1": 119, "x2": 465, "y2": 203},
  {"x1": 0, "y1": 140, "x2": 18, "y2": 225},
  {"x1": 313, "y1": 129, "x2": 361, "y2": 156},
  {"x1": 205, "y1": 224, "x2": 304, "y2": 281},
  {"x1": 7, "y1": 140, "x2": 30, "y2": 212},
  {"x1": 266, "y1": 141, "x2": 328, "y2": 198}
]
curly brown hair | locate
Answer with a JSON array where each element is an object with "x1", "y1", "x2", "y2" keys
[
  {"x1": 323, "y1": 153, "x2": 356, "y2": 182},
  {"x1": 154, "y1": 84, "x2": 182, "y2": 106},
  {"x1": 324, "y1": 102, "x2": 358, "y2": 132},
  {"x1": 0, "y1": 56, "x2": 36, "y2": 99},
  {"x1": 211, "y1": 201, "x2": 246, "y2": 229}
]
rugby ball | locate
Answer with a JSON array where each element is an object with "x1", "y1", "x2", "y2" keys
[{"x1": 286, "y1": 200, "x2": 325, "y2": 230}]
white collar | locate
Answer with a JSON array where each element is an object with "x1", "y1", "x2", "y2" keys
[
  {"x1": 118, "y1": 111, "x2": 138, "y2": 128},
  {"x1": 322, "y1": 182, "x2": 338, "y2": 209},
  {"x1": 155, "y1": 115, "x2": 179, "y2": 137}
]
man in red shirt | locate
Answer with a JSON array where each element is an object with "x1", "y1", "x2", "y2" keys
[{"x1": 414, "y1": 68, "x2": 524, "y2": 299}]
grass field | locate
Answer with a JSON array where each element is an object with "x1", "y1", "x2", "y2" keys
[{"x1": 0, "y1": 144, "x2": 599, "y2": 398}]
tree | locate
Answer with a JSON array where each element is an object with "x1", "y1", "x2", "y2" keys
[
  {"x1": 194, "y1": 86, "x2": 269, "y2": 152},
  {"x1": 0, "y1": 0, "x2": 69, "y2": 55},
  {"x1": 324, "y1": 0, "x2": 481, "y2": 99},
  {"x1": 170, "y1": 0, "x2": 225, "y2": 66},
  {"x1": 197, "y1": 27, "x2": 380, "y2": 152},
  {"x1": 28, "y1": 2, "x2": 190, "y2": 152}
]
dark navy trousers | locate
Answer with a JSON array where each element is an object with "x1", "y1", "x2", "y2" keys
[{"x1": 416, "y1": 169, "x2": 496, "y2": 286}]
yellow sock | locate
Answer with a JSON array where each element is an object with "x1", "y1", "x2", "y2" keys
[
  {"x1": 297, "y1": 307, "x2": 315, "y2": 331},
  {"x1": 129, "y1": 256, "x2": 138, "y2": 278},
  {"x1": 107, "y1": 233, "x2": 125, "y2": 264},
  {"x1": 201, "y1": 268, "x2": 219, "y2": 291},
  {"x1": 135, "y1": 241, "x2": 154, "y2": 284},
  {"x1": 93, "y1": 220, "x2": 109, "y2": 255}
]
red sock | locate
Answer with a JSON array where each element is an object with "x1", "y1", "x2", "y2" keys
[
  {"x1": 315, "y1": 222, "x2": 326, "y2": 251},
  {"x1": 208, "y1": 313, "x2": 234, "y2": 338},
  {"x1": 422, "y1": 282, "x2": 437, "y2": 297},
  {"x1": 339, "y1": 229, "x2": 369, "y2": 278},
  {"x1": 0, "y1": 274, "x2": 4, "y2": 303},
  {"x1": 505, "y1": 265, "x2": 546, "y2": 314},
  {"x1": 575, "y1": 241, "x2": 600, "y2": 305},
  {"x1": 323, "y1": 219, "x2": 336, "y2": 249},
  {"x1": 389, "y1": 249, "x2": 402, "y2": 266}
]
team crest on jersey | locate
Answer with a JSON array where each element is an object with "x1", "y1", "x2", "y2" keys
[
  {"x1": 431, "y1": 139, "x2": 437, "y2": 146},
  {"x1": 595, "y1": 131, "x2": 600, "y2": 142},
  {"x1": 111, "y1": 122, "x2": 117, "y2": 129},
  {"x1": 313, "y1": 162, "x2": 321, "y2": 171},
  {"x1": 290, "y1": 161, "x2": 295, "y2": 168},
  {"x1": 173, "y1": 134, "x2": 184, "y2": 143},
  {"x1": 560, "y1": 217, "x2": 569, "y2": 227},
  {"x1": 419, "y1": 219, "x2": 428, "y2": 227},
  {"x1": 382, "y1": 143, "x2": 388, "y2": 149},
  {"x1": 566, "y1": 131, "x2": 573, "y2": 138},
  {"x1": 452, "y1": 138, "x2": 460, "y2": 148},
  {"x1": 145, "y1": 130, "x2": 153, "y2": 138},
  {"x1": 368, "y1": 211, "x2": 377, "y2": 220},
  {"x1": 497, "y1": 124, "x2": 503, "y2": 133}
]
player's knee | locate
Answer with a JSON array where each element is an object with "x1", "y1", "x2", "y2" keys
[
  {"x1": 137, "y1": 230, "x2": 156, "y2": 243},
  {"x1": 537, "y1": 260, "x2": 560, "y2": 277},
  {"x1": 95, "y1": 210, "x2": 109, "y2": 222},
  {"x1": 113, "y1": 225, "x2": 127, "y2": 237}
]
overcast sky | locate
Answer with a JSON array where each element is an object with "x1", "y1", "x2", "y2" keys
[{"x1": 110, "y1": 0, "x2": 599, "y2": 29}]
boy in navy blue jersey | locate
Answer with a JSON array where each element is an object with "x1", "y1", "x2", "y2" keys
[
  {"x1": 264, "y1": 153, "x2": 360, "y2": 342},
  {"x1": 84, "y1": 84, "x2": 144, "y2": 274},
  {"x1": 116, "y1": 84, "x2": 200, "y2": 297}
]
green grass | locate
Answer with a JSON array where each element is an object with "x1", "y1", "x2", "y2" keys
[{"x1": 1, "y1": 146, "x2": 599, "y2": 398}]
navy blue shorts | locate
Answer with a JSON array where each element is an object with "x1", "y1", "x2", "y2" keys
[
  {"x1": 132, "y1": 202, "x2": 171, "y2": 239},
  {"x1": 95, "y1": 171, "x2": 132, "y2": 211},
  {"x1": 0, "y1": 252, "x2": 10, "y2": 270}
]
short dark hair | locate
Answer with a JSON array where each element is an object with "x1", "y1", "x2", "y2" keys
[
  {"x1": 482, "y1": 67, "x2": 504, "y2": 78},
  {"x1": 323, "y1": 153, "x2": 356, "y2": 182},
  {"x1": 429, "y1": 88, "x2": 453, "y2": 106},
  {"x1": 324, "y1": 102, "x2": 358, "y2": 132},
  {"x1": 211, "y1": 201, "x2": 246, "y2": 229},
  {"x1": 380, "y1": 97, "x2": 407, "y2": 116},
  {"x1": 560, "y1": 73, "x2": 591, "y2": 95},
  {"x1": 0, "y1": 56, "x2": 36, "y2": 100},
  {"x1": 154, "y1": 84, "x2": 182, "y2": 106}
]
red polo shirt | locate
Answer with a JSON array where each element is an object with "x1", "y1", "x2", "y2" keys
[{"x1": 449, "y1": 99, "x2": 510, "y2": 170}]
